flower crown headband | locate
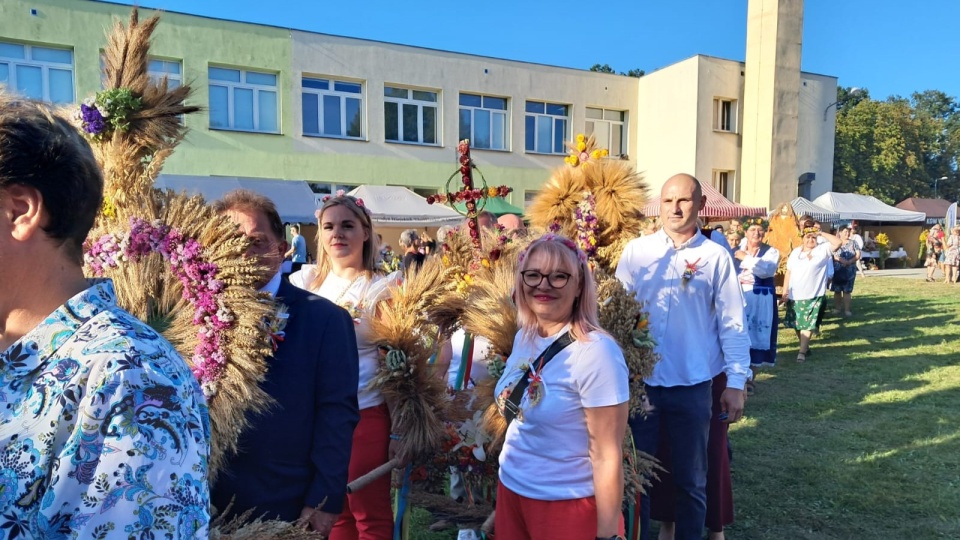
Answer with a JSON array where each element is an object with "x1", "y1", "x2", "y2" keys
[
  {"x1": 518, "y1": 233, "x2": 589, "y2": 266},
  {"x1": 741, "y1": 216, "x2": 769, "y2": 230},
  {"x1": 800, "y1": 226, "x2": 819, "y2": 237},
  {"x1": 316, "y1": 190, "x2": 370, "y2": 219}
]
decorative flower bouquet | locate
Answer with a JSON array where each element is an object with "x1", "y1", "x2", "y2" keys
[
  {"x1": 75, "y1": 87, "x2": 142, "y2": 141},
  {"x1": 876, "y1": 232, "x2": 891, "y2": 269}
]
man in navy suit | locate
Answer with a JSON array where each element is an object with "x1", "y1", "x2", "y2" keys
[{"x1": 211, "y1": 190, "x2": 360, "y2": 536}]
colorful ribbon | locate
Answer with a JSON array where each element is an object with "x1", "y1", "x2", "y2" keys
[{"x1": 455, "y1": 332, "x2": 475, "y2": 391}]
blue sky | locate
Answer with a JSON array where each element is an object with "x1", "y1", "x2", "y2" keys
[{"x1": 105, "y1": 0, "x2": 960, "y2": 101}]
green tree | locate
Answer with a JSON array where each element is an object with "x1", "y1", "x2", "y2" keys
[
  {"x1": 833, "y1": 86, "x2": 960, "y2": 203},
  {"x1": 589, "y1": 64, "x2": 644, "y2": 78},
  {"x1": 589, "y1": 63, "x2": 616, "y2": 74}
]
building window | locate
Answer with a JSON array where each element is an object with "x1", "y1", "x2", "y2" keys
[
  {"x1": 208, "y1": 67, "x2": 279, "y2": 133},
  {"x1": 0, "y1": 41, "x2": 74, "y2": 103},
  {"x1": 384, "y1": 86, "x2": 438, "y2": 145},
  {"x1": 525, "y1": 101, "x2": 568, "y2": 154},
  {"x1": 713, "y1": 98, "x2": 736, "y2": 132},
  {"x1": 302, "y1": 77, "x2": 363, "y2": 139},
  {"x1": 524, "y1": 190, "x2": 539, "y2": 209},
  {"x1": 714, "y1": 170, "x2": 736, "y2": 200},
  {"x1": 585, "y1": 107, "x2": 627, "y2": 157},
  {"x1": 148, "y1": 58, "x2": 182, "y2": 89},
  {"x1": 459, "y1": 93, "x2": 508, "y2": 151}
]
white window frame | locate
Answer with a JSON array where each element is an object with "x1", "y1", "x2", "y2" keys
[
  {"x1": 384, "y1": 85, "x2": 439, "y2": 146},
  {"x1": 714, "y1": 169, "x2": 736, "y2": 201},
  {"x1": 525, "y1": 100, "x2": 569, "y2": 155},
  {"x1": 0, "y1": 41, "x2": 74, "y2": 103},
  {"x1": 713, "y1": 98, "x2": 737, "y2": 133},
  {"x1": 148, "y1": 58, "x2": 182, "y2": 89},
  {"x1": 208, "y1": 66, "x2": 279, "y2": 133},
  {"x1": 459, "y1": 93, "x2": 509, "y2": 151},
  {"x1": 301, "y1": 77, "x2": 364, "y2": 140},
  {"x1": 585, "y1": 107, "x2": 627, "y2": 157},
  {"x1": 524, "y1": 190, "x2": 539, "y2": 209}
]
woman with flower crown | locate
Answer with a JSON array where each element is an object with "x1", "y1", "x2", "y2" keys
[
  {"x1": 780, "y1": 217, "x2": 842, "y2": 362},
  {"x1": 493, "y1": 234, "x2": 629, "y2": 540},
  {"x1": 290, "y1": 193, "x2": 400, "y2": 540}
]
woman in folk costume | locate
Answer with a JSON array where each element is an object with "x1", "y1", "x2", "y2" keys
[
  {"x1": 781, "y1": 218, "x2": 842, "y2": 362},
  {"x1": 733, "y1": 217, "x2": 780, "y2": 367},
  {"x1": 290, "y1": 193, "x2": 399, "y2": 539},
  {"x1": 493, "y1": 234, "x2": 629, "y2": 540}
]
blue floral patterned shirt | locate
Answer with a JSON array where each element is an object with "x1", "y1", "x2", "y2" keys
[{"x1": 0, "y1": 280, "x2": 211, "y2": 539}]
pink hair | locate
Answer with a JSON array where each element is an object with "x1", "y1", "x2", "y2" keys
[{"x1": 515, "y1": 235, "x2": 605, "y2": 342}]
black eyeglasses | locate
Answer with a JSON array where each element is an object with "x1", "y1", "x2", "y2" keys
[{"x1": 521, "y1": 270, "x2": 571, "y2": 289}]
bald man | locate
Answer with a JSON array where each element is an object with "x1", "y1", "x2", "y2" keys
[
  {"x1": 615, "y1": 174, "x2": 751, "y2": 540},
  {"x1": 496, "y1": 213, "x2": 524, "y2": 231}
]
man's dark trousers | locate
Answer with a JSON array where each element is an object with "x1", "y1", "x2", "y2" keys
[{"x1": 631, "y1": 380, "x2": 712, "y2": 540}]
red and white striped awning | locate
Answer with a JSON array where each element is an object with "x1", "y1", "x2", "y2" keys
[{"x1": 643, "y1": 182, "x2": 767, "y2": 218}]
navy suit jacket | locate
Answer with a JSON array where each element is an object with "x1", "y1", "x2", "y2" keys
[{"x1": 212, "y1": 280, "x2": 360, "y2": 520}]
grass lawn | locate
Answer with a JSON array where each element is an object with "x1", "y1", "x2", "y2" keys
[
  {"x1": 408, "y1": 276, "x2": 960, "y2": 539},
  {"x1": 727, "y1": 276, "x2": 960, "y2": 539}
]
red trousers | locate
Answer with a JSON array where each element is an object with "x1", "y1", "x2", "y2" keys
[
  {"x1": 329, "y1": 404, "x2": 393, "y2": 540},
  {"x1": 494, "y1": 481, "x2": 624, "y2": 540}
]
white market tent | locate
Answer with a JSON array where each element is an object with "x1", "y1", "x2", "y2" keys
[
  {"x1": 781, "y1": 197, "x2": 842, "y2": 223},
  {"x1": 643, "y1": 181, "x2": 767, "y2": 218},
  {"x1": 155, "y1": 174, "x2": 319, "y2": 223},
  {"x1": 347, "y1": 185, "x2": 464, "y2": 228},
  {"x1": 811, "y1": 192, "x2": 925, "y2": 223}
]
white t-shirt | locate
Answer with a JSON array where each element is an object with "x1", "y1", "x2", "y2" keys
[
  {"x1": 851, "y1": 233, "x2": 864, "y2": 250},
  {"x1": 446, "y1": 329, "x2": 492, "y2": 389},
  {"x1": 496, "y1": 328, "x2": 629, "y2": 501},
  {"x1": 290, "y1": 266, "x2": 397, "y2": 410},
  {"x1": 785, "y1": 244, "x2": 833, "y2": 300}
]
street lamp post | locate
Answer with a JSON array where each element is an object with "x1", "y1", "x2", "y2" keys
[
  {"x1": 935, "y1": 176, "x2": 948, "y2": 199},
  {"x1": 824, "y1": 87, "x2": 862, "y2": 121}
]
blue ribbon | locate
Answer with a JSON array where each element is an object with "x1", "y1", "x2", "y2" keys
[{"x1": 393, "y1": 464, "x2": 413, "y2": 540}]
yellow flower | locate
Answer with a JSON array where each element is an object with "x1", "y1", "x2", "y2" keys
[
  {"x1": 590, "y1": 150, "x2": 601, "y2": 160},
  {"x1": 101, "y1": 196, "x2": 116, "y2": 220},
  {"x1": 481, "y1": 258, "x2": 491, "y2": 268},
  {"x1": 576, "y1": 134, "x2": 585, "y2": 143},
  {"x1": 600, "y1": 149, "x2": 609, "y2": 157},
  {"x1": 442, "y1": 255, "x2": 450, "y2": 266},
  {"x1": 576, "y1": 141, "x2": 586, "y2": 152},
  {"x1": 487, "y1": 187, "x2": 497, "y2": 197}
]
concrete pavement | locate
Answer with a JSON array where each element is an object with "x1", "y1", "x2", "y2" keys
[{"x1": 861, "y1": 267, "x2": 927, "y2": 280}]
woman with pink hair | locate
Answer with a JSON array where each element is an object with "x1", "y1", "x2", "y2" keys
[{"x1": 494, "y1": 234, "x2": 629, "y2": 540}]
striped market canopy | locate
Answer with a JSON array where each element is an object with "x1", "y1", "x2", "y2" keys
[
  {"x1": 643, "y1": 181, "x2": 767, "y2": 218},
  {"x1": 780, "y1": 196, "x2": 842, "y2": 223}
]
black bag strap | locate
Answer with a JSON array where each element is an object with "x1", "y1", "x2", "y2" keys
[{"x1": 502, "y1": 331, "x2": 574, "y2": 425}]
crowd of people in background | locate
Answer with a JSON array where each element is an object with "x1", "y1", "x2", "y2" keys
[
  {"x1": 926, "y1": 223, "x2": 960, "y2": 283},
  {"x1": 4, "y1": 95, "x2": 958, "y2": 540}
]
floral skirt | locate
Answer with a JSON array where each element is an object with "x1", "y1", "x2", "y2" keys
[
  {"x1": 946, "y1": 246, "x2": 960, "y2": 267},
  {"x1": 784, "y1": 296, "x2": 825, "y2": 332}
]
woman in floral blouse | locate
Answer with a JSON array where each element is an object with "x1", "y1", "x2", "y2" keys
[{"x1": 830, "y1": 225, "x2": 861, "y2": 317}]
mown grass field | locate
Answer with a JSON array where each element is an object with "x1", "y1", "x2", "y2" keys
[{"x1": 409, "y1": 276, "x2": 960, "y2": 539}]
